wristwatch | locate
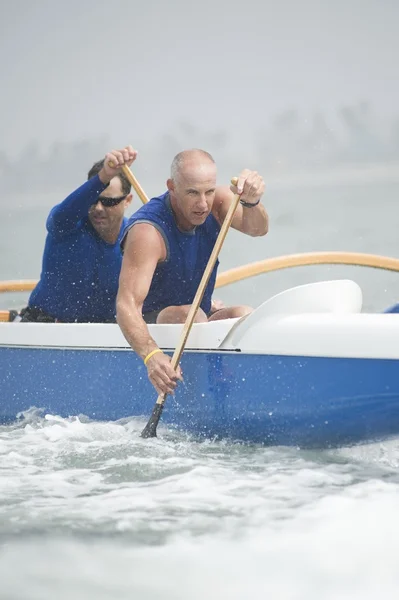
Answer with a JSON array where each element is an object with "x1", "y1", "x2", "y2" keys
[{"x1": 240, "y1": 198, "x2": 260, "y2": 208}]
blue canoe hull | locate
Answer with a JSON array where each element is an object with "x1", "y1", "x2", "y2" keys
[{"x1": 1, "y1": 346, "x2": 399, "y2": 448}]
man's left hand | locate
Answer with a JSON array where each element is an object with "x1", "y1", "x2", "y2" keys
[{"x1": 230, "y1": 169, "x2": 265, "y2": 205}]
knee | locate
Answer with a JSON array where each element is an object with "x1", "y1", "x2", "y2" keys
[
  {"x1": 208, "y1": 305, "x2": 253, "y2": 321},
  {"x1": 226, "y1": 305, "x2": 253, "y2": 319},
  {"x1": 156, "y1": 305, "x2": 207, "y2": 324}
]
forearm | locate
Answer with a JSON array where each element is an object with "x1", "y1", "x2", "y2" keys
[
  {"x1": 47, "y1": 174, "x2": 108, "y2": 234},
  {"x1": 116, "y1": 295, "x2": 158, "y2": 360},
  {"x1": 240, "y1": 203, "x2": 269, "y2": 237}
]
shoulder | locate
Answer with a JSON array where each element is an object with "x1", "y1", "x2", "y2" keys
[
  {"x1": 122, "y1": 192, "x2": 172, "y2": 244},
  {"x1": 123, "y1": 222, "x2": 167, "y2": 262},
  {"x1": 126, "y1": 192, "x2": 169, "y2": 225},
  {"x1": 47, "y1": 215, "x2": 87, "y2": 240},
  {"x1": 214, "y1": 185, "x2": 234, "y2": 207},
  {"x1": 211, "y1": 185, "x2": 233, "y2": 224}
]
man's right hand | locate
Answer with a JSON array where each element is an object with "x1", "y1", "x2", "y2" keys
[
  {"x1": 99, "y1": 146, "x2": 138, "y2": 184},
  {"x1": 145, "y1": 351, "x2": 183, "y2": 397}
]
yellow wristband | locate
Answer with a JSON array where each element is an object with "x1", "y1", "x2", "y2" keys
[{"x1": 143, "y1": 348, "x2": 163, "y2": 366}]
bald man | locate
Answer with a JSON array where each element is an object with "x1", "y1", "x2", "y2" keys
[{"x1": 116, "y1": 149, "x2": 268, "y2": 397}]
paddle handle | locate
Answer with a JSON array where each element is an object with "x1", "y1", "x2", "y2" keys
[{"x1": 155, "y1": 180, "x2": 241, "y2": 406}]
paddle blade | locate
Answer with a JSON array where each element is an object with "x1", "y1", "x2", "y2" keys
[{"x1": 140, "y1": 402, "x2": 164, "y2": 438}]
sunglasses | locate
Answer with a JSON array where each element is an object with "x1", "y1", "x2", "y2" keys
[{"x1": 96, "y1": 194, "x2": 127, "y2": 207}]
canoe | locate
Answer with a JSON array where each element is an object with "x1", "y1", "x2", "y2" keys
[{"x1": 2, "y1": 251, "x2": 399, "y2": 449}]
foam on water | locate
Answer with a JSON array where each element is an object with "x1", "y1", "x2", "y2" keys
[{"x1": 1, "y1": 414, "x2": 399, "y2": 598}]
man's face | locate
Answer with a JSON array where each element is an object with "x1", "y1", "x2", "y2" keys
[
  {"x1": 88, "y1": 176, "x2": 131, "y2": 238},
  {"x1": 168, "y1": 160, "x2": 217, "y2": 228}
]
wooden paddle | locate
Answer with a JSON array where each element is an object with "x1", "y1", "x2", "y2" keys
[
  {"x1": 140, "y1": 178, "x2": 242, "y2": 438},
  {"x1": 120, "y1": 165, "x2": 149, "y2": 204},
  {"x1": 107, "y1": 162, "x2": 149, "y2": 204}
]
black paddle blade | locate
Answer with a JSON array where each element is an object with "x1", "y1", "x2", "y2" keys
[{"x1": 140, "y1": 403, "x2": 164, "y2": 438}]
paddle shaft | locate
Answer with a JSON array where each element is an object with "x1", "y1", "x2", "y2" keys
[
  {"x1": 120, "y1": 165, "x2": 149, "y2": 204},
  {"x1": 107, "y1": 161, "x2": 149, "y2": 204},
  {"x1": 140, "y1": 183, "x2": 242, "y2": 438},
  {"x1": 163, "y1": 190, "x2": 242, "y2": 375}
]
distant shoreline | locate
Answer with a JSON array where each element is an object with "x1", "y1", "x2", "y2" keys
[
  {"x1": 3, "y1": 160, "x2": 399, "y2": 210},
  {"x1": 267, "y1": 161, "x2": 399, "y2": 190}
]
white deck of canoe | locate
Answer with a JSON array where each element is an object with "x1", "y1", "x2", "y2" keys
[{"x1": 2, "y1": 280, "x2": 399, "y2": 359}]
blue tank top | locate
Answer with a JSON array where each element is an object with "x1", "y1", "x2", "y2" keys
[{"x1": 122, "y1": 192, "x2": 221, "y2": 315}]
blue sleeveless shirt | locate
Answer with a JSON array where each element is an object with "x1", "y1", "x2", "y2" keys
[{"x1": 122, "y1": 192, "x2": 221, "y2": 315}]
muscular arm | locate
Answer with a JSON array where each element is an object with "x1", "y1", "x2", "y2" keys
[
  {"x1": 212, "y1": 185, "x2": 269, "y2": 237},
  {"x1": 46, "y1": 174, "x2": 108, "y2": 236},
  {"x1": 116, "y1": 223, "x2": 166, "y2": 360}
]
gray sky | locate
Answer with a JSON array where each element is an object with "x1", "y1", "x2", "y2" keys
[
  {"x1": 1, "y1": 0, "x2": 398, "y2": 161},
  {"x1": 1, "y1": 0, "x2": 399, "y2": 284}
]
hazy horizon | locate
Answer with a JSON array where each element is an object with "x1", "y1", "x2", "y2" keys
[{"x1": 1, "y1": 1, "x2": 398, "y2": 164}]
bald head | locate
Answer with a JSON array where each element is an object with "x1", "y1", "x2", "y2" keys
[
  {"x1": 167, "y1": 149, "x2": 218, "y2": 229},
  {"x1": 170, "y1": 149, "x2": 216, "y2": 184}
]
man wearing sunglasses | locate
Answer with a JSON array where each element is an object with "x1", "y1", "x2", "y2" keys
[{"x1": 18, "y1": 146, "x2": 137, "y2": 323}]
